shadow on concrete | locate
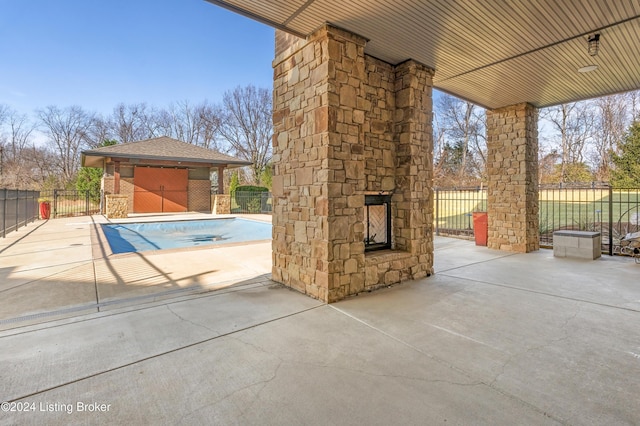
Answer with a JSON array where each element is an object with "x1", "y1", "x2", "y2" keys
[{"x1": 0, "y1": 216, "x2": 273, "y2": 331}]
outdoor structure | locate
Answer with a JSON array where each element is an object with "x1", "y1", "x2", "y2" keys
[
  {"x1": 271, "y1": 27, "x2": 433, "y2": 302},
  {"x1": 205, "y1": 1, "x2": 640, "y2": 302},
  {"x1": 81, "y1": 136, "x2": 251, "y2": 216}
]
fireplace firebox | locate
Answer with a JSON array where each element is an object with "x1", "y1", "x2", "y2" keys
[{"x1": 364, "y1": 194, "x2": 391, "y2": 251}]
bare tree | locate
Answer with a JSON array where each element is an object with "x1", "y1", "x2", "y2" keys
[
  {"x1": 110, "y1": 103, "x2": 157, "y2": 143},
  {"x1": 0, "y1": 105, "x2": 8, "y2": 128},
  {"x1": 590, "y1": 94, "x2": 629, "y2": 181},
  {"x1": 0, "y1": 104, "x2": 10, "y2": 184},
  {"x1": 627, "y1": 90, "x2": 640, "y2": 122},
  {"x1": 25, "y1": 145, "x2": 58, "y2": 188},
  {"x1": 196, "y1": 102, "x2": 223, "y2": 150},
  {"x1": 37, "y1": 105, "x2": 95, "y2": 184},
  {"x1": 0, "y1": 106, "x2": 37, "y2": 187},
  {"x1": 87, "y1": 115, "x2": 113, "y2": 149},
  {"x1": 433, "y1": 93, "x2": 486, "y2": 186},
  {"x1": 217, "y1": 85, "x2": 272, "y2": 184},
  {"x1": 150, "y1": 100, "x2": 221, "y2": 149},
  {"x1": 166, "y1": 100, "x2": 201, "y2": 145},
  {"x1": 540, "y1": 102, "x2": 595, "y2": 183}
]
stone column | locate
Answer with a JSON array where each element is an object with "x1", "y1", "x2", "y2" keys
[
  {"x1": 486, "y1": 102, "x2": 539, "y2": 252},
  {"x1": 393, "y1": 60, "x2": 434, "y2": 274},
  {"x1": 212, "y1": 194, "x2": 230, "y2": 215},
  {"x1": 273, "y1": 25, "x2": 367, "y2": 302}
]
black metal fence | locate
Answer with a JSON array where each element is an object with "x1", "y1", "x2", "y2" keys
[
  {"x1": 38, "y1": 189, "x2": 102, "y2": 219},
  {"x1": 0, "y1": 189, "x2": 40, "y2": 238},
  {"x1": 434, "y1": 184, "x2": 640, "y2": 255},
  {"x1": 230, "y1": 191, "x2": 273, "y2": 214},
  {"x1": 434, "y1": 187, "x2": 488, "y2": 239}
]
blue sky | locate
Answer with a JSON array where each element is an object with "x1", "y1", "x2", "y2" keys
[{"x1": 0, "y1": 0, "x2": 275, "y2": 117}]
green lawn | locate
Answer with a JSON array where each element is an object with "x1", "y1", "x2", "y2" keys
[{"x1": 435, "y1": 189, "x2": 640, "y2": 239}]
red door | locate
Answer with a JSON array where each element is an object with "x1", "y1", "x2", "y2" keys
[{"x1": 133, "y1": 168, "x2": 188, "y2": 213}]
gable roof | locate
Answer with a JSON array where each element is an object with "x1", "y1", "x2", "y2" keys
[{"x1": 81, "y1": 136, "x2": 253, "y2": 168}]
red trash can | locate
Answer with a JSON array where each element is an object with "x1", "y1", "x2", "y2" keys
[
  {"x1": 472, "y1": 212, "x2": 488, "y2": 246},
  {"x1": 39, "y1": 202, "x2": 51, "y2": 220}
]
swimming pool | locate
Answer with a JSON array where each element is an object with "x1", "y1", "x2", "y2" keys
[{"x1": 101, "y1": 218, "x2": 272, "y2": 254}]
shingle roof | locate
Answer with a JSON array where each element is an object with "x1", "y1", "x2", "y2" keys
[{"x1": 81, "y1": 136, "x2": 252, "y2": 168}]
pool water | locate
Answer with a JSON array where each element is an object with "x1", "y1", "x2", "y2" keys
[{"x1": 102, "y1": 218, "x2": 272, "y2": 254}]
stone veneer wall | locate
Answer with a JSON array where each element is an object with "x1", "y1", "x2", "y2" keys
[
  {"x1": 363, "y1": 56, "x2": 395, "y2": 192},
  {"x1": 272, "y1": 25, "x2": 434, "y2": 302},
  {"x1": 212, "y1": 195, "x2": 231, "y2": 215},
  {"x1": 105, "y1": 194, "x2": 128, "y2": 219},
  {"x1": 486, "y1": 102, "x2": 539, "y2": 252}
]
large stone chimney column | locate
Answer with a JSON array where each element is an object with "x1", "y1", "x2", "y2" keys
[{"x1": 272, "y1": 25, "x2": 434, "y2": 302}]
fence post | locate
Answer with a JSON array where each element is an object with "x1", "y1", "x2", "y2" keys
[
  {"x1": 434, "y1": 188, "x2": 440, "y2": 236},
  {"x1": 2, "y1": 189, "x2": 6, "y2": 238},
  {"x1": 36, "y1": 190, "x2": 40, "y2": 222},
  {"x1": 85, "y1": 190, "x2": 90, "y2": 216},
  {"x1": 608, "y1": 185, "x2": 613, "y2": 256},
  {"x1": 15, "y1": 189, "x2": 19, "y2": 232},
  {"x1": 53, "y1": 189, "x2": 58, "y2": 219}
]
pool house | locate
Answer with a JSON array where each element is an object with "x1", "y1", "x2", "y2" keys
[{"x1": 81, "y1": 136, "x2": 251, "y2": 216}]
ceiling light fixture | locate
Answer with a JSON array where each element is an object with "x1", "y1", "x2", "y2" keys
[
  {"x1": 588, "y1": 34, "x2": 600, "y2": 56},
  {"x1": 578, "y1": 65, "x2": 598, "y2": 73}
]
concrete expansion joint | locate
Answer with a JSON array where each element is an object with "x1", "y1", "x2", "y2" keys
[
  {"x1": 304, "y1": 359, "x2": 485, "y2": 387},
  {"x1": 483, "y1": 373, "x2": 570, "y2": 425},
  {"x1": 329, "y1": 305, "x2": 478, "y2": 378},
  {"x1": 443, "y1": 273, "x2": 640, "y2": 315},
  {"x1": 330, "y1": 305, "x2": 567, "y2": 423},
  {"x1": 435, "y1": 252, "x2": 518, "y2": 275}
]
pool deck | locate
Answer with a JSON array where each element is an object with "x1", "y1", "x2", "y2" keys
[
  {"x1": 0, "y1": 213, "x2": 272, "y2": 330},
  {"x1": 1, "y1": 214, "x2": 640, "y2": 424}
]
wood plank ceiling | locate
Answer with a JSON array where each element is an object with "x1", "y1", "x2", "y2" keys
[{"x1": 205, "y1": 0, "x2": 640, "y2": 109}]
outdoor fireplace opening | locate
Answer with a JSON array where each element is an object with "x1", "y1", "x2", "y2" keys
[{"x1": 364, "y1": 194, "x2": 392, "y2": 251}]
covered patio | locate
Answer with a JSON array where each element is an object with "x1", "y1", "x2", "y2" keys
[
  {"x1": 205, "y1": 0, "x2": 640, "y2": 302},
  {"x1": 2, "y1": 220, "x2": 639, "y2": 424}
]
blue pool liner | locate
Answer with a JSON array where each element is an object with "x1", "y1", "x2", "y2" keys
[{"x1": 102, "y1": 218, "x2": 271, "y2": 254}]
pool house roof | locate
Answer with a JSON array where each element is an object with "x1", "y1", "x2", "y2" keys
[{"x1": 81, "y1": 136, "x2": 252, "y2": 169}]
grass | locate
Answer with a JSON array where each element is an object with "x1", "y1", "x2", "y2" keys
[
  {"x1": 435, "y1": 189, "x2": 640, "y2": 237},
  {"x1": 51, "y1": 198, "x2": 101, "y2": 218}
]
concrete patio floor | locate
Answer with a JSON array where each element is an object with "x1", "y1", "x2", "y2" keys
[{"x1": 1, "y1": 217, "x2": 639, "y2": 425}]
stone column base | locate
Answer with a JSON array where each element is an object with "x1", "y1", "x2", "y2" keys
[
  {"x1": 105, "y1": 195, "x2": 129, "y2": 219},
  {"x1": 212, "y1": 194, "x2": 231, "y2": 215}
]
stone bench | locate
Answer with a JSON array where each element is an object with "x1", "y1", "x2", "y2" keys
[{"x1": 553, "y1": 230, "x2": 601, "y2": 260}]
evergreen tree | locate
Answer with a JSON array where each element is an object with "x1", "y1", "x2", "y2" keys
[
  {"x1": 229, "y1": 171, "x2": 239, "y2": 195},
  {"x1": 259, "y1": 164, "x2": 272, "y2": 190},
  {"x1": 74, "y1": 139, "x2": 117, "y2": 200},
  {"x1": 611, "y1": 122, "x2": 640, "y2": 188}
]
